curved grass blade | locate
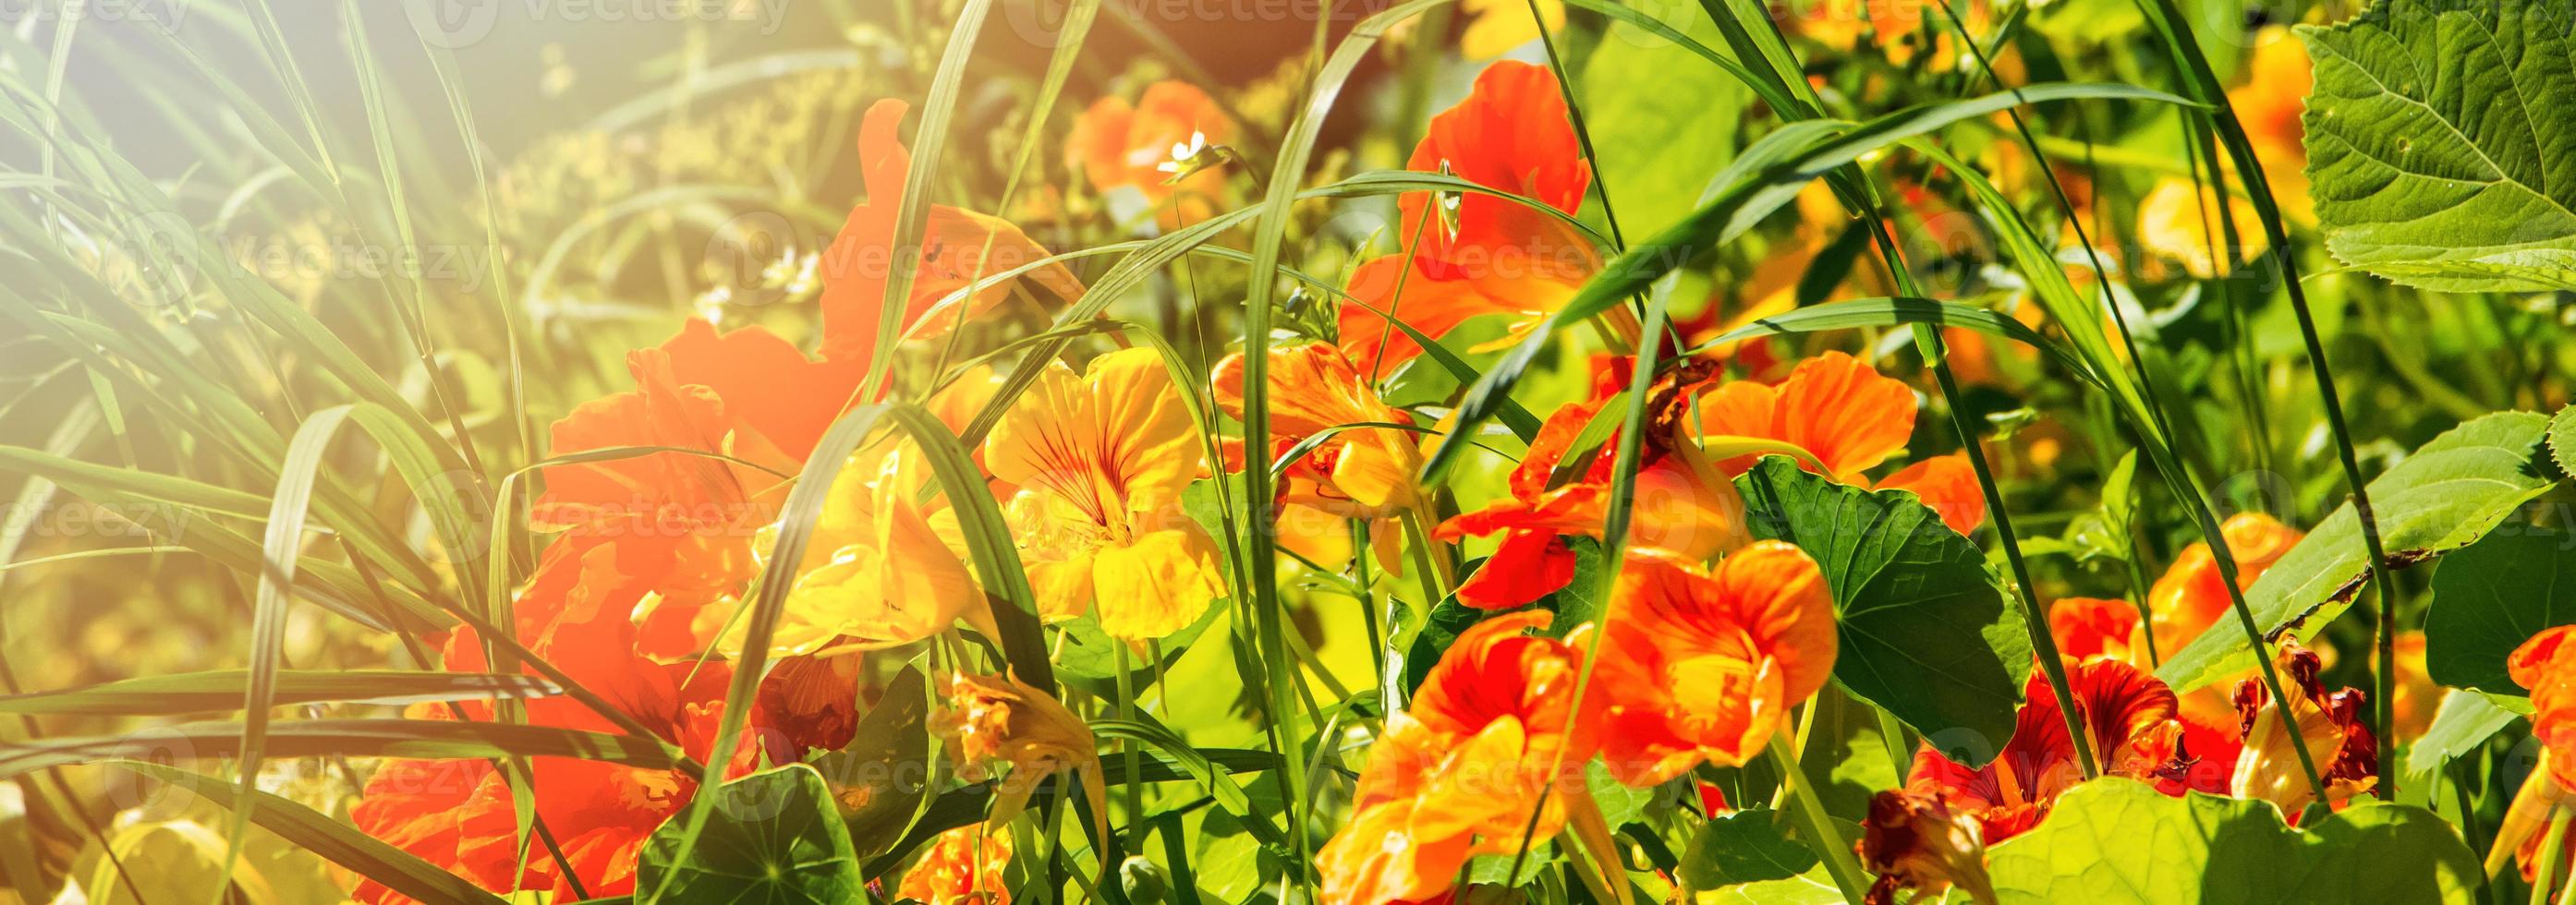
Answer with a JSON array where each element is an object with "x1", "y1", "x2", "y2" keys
[
  {"x1": 1, "y1": 719, "x2": 678, "y2": 779},
  {"x1": 1233, "y1": 1, "x2": 1462, "y2": 885},
  {"x1": 1692, "y1": 295, "x2": 2105, "y2": 388},
  {"x1": 2128, "y1": 0, "x2": 2400, "y2": 794},
  {"x1": 110, "y1": 760, "x2": 510, "y2": 905},
  {"x1": 859, "y1": 0, "x2": 996, "y2": 401},
  {"x1": 0, "y1": 670, "x2": 556, "y2": 717}
]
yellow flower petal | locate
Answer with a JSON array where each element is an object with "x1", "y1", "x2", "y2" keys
[{"x1": 1089, "y1": 524, "x2": 1224, "y2": 640}]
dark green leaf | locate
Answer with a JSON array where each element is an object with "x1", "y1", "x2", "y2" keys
[
  {"x1": 1737, "y1": 457, "x2": 2031, "y2": 761},
  {"x1": 637, "y1": 765, "x2": 864, "y2": 904},
  {"x1": 807, "y1": 667, "x2": 931, "y2": 860},
  {"x1": 2424, "y1": 523, "x2": 2576, "y2": 694},
  {"x1": 1679, "y1": 808, "x2": 1817, "y2": 890}
]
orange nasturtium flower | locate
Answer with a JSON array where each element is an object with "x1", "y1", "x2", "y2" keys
[
  {"x1": 1584, "y1": 542, "x2": 1836, "y2": 784},
  {"x1": 2227, "y1": 641, "x2": 2378, "y2": 816},
  {"x1": 1438, "y1": 358, "x2": 1746, "y2": 609},
  {"x1": 533, "y1": 319, "x2": 860, "y2": 658},
  {"x1": 1339, "y1": 60, "x2": 1599, "y2": 373},
  {"x1": 2498, "y1": 627, "x2": 2576, "y2": 883},
  {"x1": 2047, "y1": 596, "x2": 2145, "y2": 665},
  {"x1": 899, "y1": 826, "x2": 1015, "y2": 905},
  {"x1": 983, "y1": 348, "x2": 1225, "y2": 639},
  {"x1": 932, "y1": 671, "x2": 1110, "y2": 847},
  {"x1": 1318, "y1": 611, "x2": 1607, "y2": 905},
  {"x1": 1065, "y1": 80, "x2": 1237, "y2": 228},
  {"x1": 820, "y1": 98, "x2": 1084, "y2": 365},
  {"x1": 2143, "y1": 513, "x2": 2303, "y2": 663},
  {"x1": 2388, "y1": 630, "x2": 2437, "y2": 742},
  {"x1": 1213, "y1": 343, "x2": 1425, "y2": 568},
  {"x1": 2230, "y1": 26, "x2": 2315, "y2": 223},
  {"x1": 1697, "y1": 351, "x2": 1989, "y2": 534}
]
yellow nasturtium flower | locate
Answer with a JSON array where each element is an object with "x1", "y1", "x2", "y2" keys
[
  {"x1": 1458, "y1": 0, "x2": 1563, "y2": 60},
  {"x1": 757, "y1": 446, "x2": 994, "y2": 657},
  {"x1": 982, "y1": 348, "x2": 1225, "y2": 640}
]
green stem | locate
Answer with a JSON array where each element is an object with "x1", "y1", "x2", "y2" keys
[
  {"x1": 2131, "y1": 0, "x2": 2399, "y2": 801},
  {"x1": 1768, "y1": 732, "x2": 1873, "y2": 904},
  {"x1": 2535, "y1": 811, "x2": 2570, "y2": 905}
]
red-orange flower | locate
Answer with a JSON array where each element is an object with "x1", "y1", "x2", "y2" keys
[
  {"x1": 1695, "y1": 351, "x2": 1987, "y2": 534},
  {"x1": 352, "y1": 643, "x2": 752, "y2": 902},
  {"x1": 1437, "y1": 358, "x2": 1745, "y2": 609},
  {"x1": 820, "y1": 98, "x2": 1084, "y2": 365},
  {"x1": 1065, "y1": 80, "x2": 1236, "y2": 229},
  {"x1": 1585, "y1": 543, "x2": 1836, "y2": 784},
  {"x1": 1339, "y1": 61, "x2": 1598, "y2": 373},
  {"x1": 752, "y1": 650, "x2": 864, "y2": 761},
  {"x1": 1318, "y1": 612, "x2": 1600, "y2": 905},
  {"x1": 1902, "y1": 658, "x2": 2183, "y2": 844},
  {"x1": 533, "y1": 319, "x2": 860, "y2": 648},
  {"x1": 1876, "y1": 452, "x2": 1988, "y2": 536},
  {"x1": 1859, "y1": 789, "x2": 1998, "y2": 905},
  {"x1": 2047, "y1": 597, "x2": 2143, "y2": 665}
]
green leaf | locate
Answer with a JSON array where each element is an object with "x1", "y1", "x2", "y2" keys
[
  {"x1": 2550, "y1": 404, "x2": 2576, "y2": 477},
  {"x1": 2298, "y1": 0, "x2": 2576, "y2": 293},
  {"x1": 2424, "y1": 523, "x2": 2576, "y2": 694},
  {"x1": 1736, "y1": 457, "x2": 2031, "y2": 763},
  {"x1": 2403, "y1": 690, "x2": 2521, "y2": 778},
  {"x1": 0, "y1": 670, "x2": 555, "y2": 716},
  {"x1": 1987, "y1": 778, "x2": 2480, "y2": 903},
  {"x1": 637, "y1": 765, "x2": 864, "y2": 904},
  {"x1": 2160, "y1": 412, "x2": 2558, "y2": 691},
  {"x1": 1678, "y1": 808, "x2": 1817, "y2": 890},
  {"x1": 1691, "y1": 871, "x2": 1849, "y2": 905},
  {"x1": 1580, "y1": 2, "x2": 1748, "y2": 237},
  {"x1": 807, "y1": 666, "x2": 931, "y2": 860}
]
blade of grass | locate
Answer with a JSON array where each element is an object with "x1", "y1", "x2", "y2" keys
[
  {"x1": 0, "y1": 670, "x2": 556, "y2": 716},
  {"x1": 1, "y1": 718, "x2": 680, "y2": 778},
  {"x1": 2127, "y1": 0, "x2": 2397, "y2": 795},
  {"x1": 1233, "y1": 1, "x2": 1462, "y2": 887},
  {"x1": 859, "y1": 0, "x2": 996, "y2": 402},
  {"x1": 112, "y1": 760, "x2": 510, "y2": 905}
]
